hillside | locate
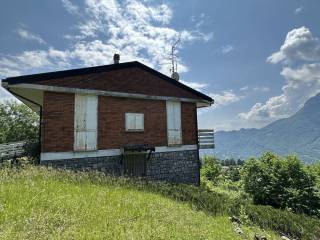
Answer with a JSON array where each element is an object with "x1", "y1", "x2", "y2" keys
[
  {"x1": 212, "y1": 93, "x2": 320, "y2": 163},
  {"x1": 0, "y1": 167, "x2": 280, "y2": 240}
]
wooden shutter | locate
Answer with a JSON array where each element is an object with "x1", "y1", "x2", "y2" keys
[
  {"x1": 74, "y1": 94, "x2": 97, "y2": 151},
  {"x1": 166, "y1": 101, "x2": 182, "y2": 145},
  {"x1": 85, "y1": 95, "x2": 98, "y2": 151}
]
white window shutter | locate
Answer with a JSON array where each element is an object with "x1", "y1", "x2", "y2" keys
[
  {"x1": 74, "y1": 94, "x2": 97, "y2": 151},
  {"x1": 166, "y1": 101, "x2": 182, "y2": 145},
  {"x1": 75, "y1": 94, "x2": 86, "y2": 131},
  {"x1": 74, "y1": 131, "x2": 87, "y2": 151},
  {"x1": 85, "y1": 95, "x2": 98, "y2": 151}
]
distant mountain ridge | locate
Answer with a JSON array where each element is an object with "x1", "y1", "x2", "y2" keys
[{"x1": 211, "y1": 93, "x2": 320, "y2": 163}]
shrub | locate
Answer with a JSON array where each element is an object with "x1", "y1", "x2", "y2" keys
[
  {"x1": 226, "y1": 166, "x2": 241, "y2": 182},
  {"x1": 201, "y1": 156, "x2": 222, "y2": 183},
  {"x1": 0, "y1": 100, "x2": 39, "y2": 144},
  {"x1": 241, "y1": 152, "x2": 320, "y2": 217},
  {"x1": 232, "y1": 204, "x2": 320, "y2": 240},
  {"x1": 309, "y1": 161, "x2": 320, "y2": 188},
  {"x1": 23, "y1": 141, "x2": 40, "y2": 164}
]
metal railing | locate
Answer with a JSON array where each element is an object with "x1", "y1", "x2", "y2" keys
[{"x1": 198, "y1": 129, "x2": 214, "y2": 149}]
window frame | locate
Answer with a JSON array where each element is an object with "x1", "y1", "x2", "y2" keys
[{"x1": 125, "y1": 113, "x2": 145, "y2": 132}]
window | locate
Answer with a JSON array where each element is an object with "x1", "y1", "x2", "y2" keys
[
  {"x1": 166, "y1": 101, "x2": 182, "y2": 145},
  {"x1": 125, "y1": 113, "x2": 144, "y2": 131},
  {"x1": 74, "y1": 94, "x2": 98, "y2": 151}
]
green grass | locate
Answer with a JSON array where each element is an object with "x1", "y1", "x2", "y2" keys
[
  {"x1": 0, "y1": 166, "x2": 248, "y2": 240},
  {"x1": 201, "y1": 177, "x2": 245, "y2": 201},
  {"x1": 237, "y1": 204, "x2": 320, "y2": 240}
]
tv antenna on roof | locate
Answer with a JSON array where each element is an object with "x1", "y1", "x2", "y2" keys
[{"x1": 170, "y1": 35, "x2": 181, "y2": 81}]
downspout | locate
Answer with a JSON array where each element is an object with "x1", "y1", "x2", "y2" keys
[
  {"x1": 6, "y1": 88, "x2": 43, "y2": 163},
  {"x1": 195, "y1": 105, "x2": 201, "y2": 186}
]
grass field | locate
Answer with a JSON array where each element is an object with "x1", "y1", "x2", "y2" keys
[{"x1": 0, "y1": 166, "x2": 280, "y2": 239}]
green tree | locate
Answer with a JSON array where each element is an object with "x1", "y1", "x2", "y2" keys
[
  {"x1": 0, "y1": 100, "x2": 39, "y2": 144},
  {"x1": 201, "y1": 156, "x2": 222, "y2": 183},
  {"x1": 309, "y1": 161, "x2": 320, "y2": 188},
  {"x1": 241, "y1": 152, "x2": 320, "y2": 217},
  {"x1": 227, "y1": 166, "x2": 241, "y2": 182}
]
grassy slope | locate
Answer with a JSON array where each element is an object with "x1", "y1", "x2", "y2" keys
[{"x1": 0, "y1": 167, "x2": 280, "y2": 240}]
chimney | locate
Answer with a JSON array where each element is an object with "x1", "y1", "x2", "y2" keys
[{"x1": 113, "y1": 54, "x2": 120, "y2": 64}]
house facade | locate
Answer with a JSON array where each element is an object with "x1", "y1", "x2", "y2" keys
[{"x1": 2, "y1": 59, "x2": 213, "y2": 184}]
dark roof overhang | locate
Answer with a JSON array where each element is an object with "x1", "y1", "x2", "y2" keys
[{"x1": 2, "y1": 61, "x2": 213, "y2": 103}]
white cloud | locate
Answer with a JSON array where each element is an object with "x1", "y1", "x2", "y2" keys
[
  {"x1": 294, "y1": 6, "x2": 303, "y2": 14},
  {"x1": 61, "y1": 0, "x2": 80, "y2": 15},
  {"x1": 240, "y1": 86, "x2": 248, "y2": 91},
  {"x1": 239, "y1": 96, "x2": 288, "y2": 122},
  {"x1": 191, "y1": 13, "x2": 210, "y2": 30},
  {"x1": 16, "y1": 28, "x2": 46, "y2": 45},
  {"x1": 180, "y1": 80, "x2": 208, "y2": 91},
  {"x1": 209, "y1": 90, "x2": 242, "y2": 108},
  {"x1": 221, "y1": 45, "x2": 234, "y2": 54},
  {"x1": 0, "y1": 0, "x2": 213, "y2": 81},
  {"x1": 239, "y1": 86, "x2": 269, "y2": 93},
  {"x1": 125, "y1": 1, "x2": 172, "y2": 25},
  {"x1": 253, "y1": 86, "x2": 270, "y2": 92},
  {"x1": 0, "y1": 68, "x2": 21, "y2": 78},
  {"x1": 0, "y1": 81, "x2": 14, "y2": 102},
  {"x1": 0, "y1": 48, "x2": 72, "y2": 78},
  {"x1": 267, "y1": 26, "x2": 320, "y2": 64},
  {"x1": 240, "y1": 27, "x2": 320, "y2": 126}
]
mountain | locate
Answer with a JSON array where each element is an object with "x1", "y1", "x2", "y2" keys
[{"x1": 211, "y1": 93, "x2": 320, "y2": 163}]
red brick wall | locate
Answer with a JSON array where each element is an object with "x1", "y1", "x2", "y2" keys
[
  {"x1": 42, "y1": 92, "x2": 198, "y2": 152},
  {"x1": 182, "y1": 102, "x2": 198, "y2": 145},
  {"x1": 98, "y1": 97, "x2": 167, "y2": 149},
  {"x1": 42, "y1": 92, "x2": 74, "y2": 152},
  {"x1": 37, "y1": 67, "x2": 202, "y2": 100}
]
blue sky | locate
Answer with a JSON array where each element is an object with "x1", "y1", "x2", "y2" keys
[{"x1": 1, "y1": 0, "x2": 320, "y2": 131}]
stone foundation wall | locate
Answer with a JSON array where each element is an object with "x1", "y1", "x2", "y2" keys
[
  {"x1": 41, "y1": 150, "x2": 200, "y2": 184},
  {"x1": 146, "y1": 150, "x2": 199, "y2": 184}
]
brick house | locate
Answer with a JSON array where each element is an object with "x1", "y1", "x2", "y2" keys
[{"x1": 1, "y1": 58, "x2": 213, "y2": 184}]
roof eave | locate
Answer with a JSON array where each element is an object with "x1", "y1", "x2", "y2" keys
[{"x1": 2, "y1": 61, "x2": 213, "y2": 103}]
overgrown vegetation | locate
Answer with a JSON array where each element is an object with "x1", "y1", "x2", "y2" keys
[
  {"x1": 201, "y1": 153, "x2": 320, "y2": 240},
  {"x1": 309, "y1": 161, "x2": 320, "y2": 189},
  {"x1": 232, "y1": 204, "x2": 320, "y2": 240},
  {"x1": 200, "y1": 156, "x2": 222, "y2": 183},
  {"x1": 0, "y1": 166, "x2": 276, "y2": 240},
  {"x1": 0, "y1": 100, "x2": 39, "y2": 144},
  {"x1": 1, "y1": 156, "x2": 319, "y2": 239},
  {"x1": 242, "y1": 153, "x2": 320, "y2": 217}
]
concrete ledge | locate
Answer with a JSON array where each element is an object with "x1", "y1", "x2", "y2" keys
[{"x1": 41, "y1": 144, "x2": 198, "y2": 161}]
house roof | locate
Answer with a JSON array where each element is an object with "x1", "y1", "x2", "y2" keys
[{"x1": 2, "y1": 61, "x2": 213, "y2": 103}]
